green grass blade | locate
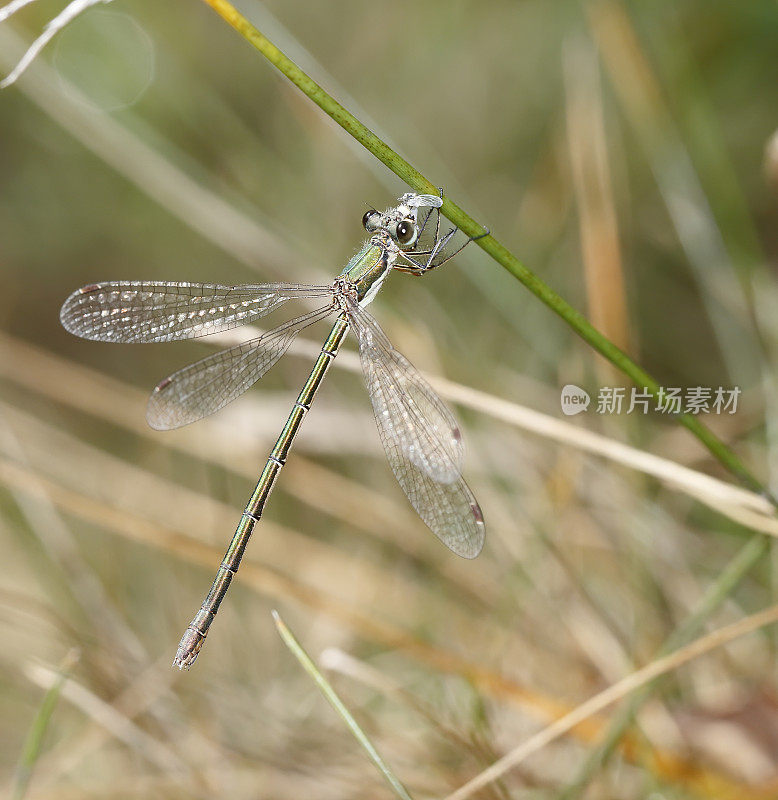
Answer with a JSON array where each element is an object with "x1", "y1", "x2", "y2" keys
[
  {"x1": 199, "y1": 0, "x2": 769, "y2": 502},
  {"x1": 272, "y1": 611, "x2": 415, "y2": 800},
  {"x1": 12, "y1": 649, "x2": 79, "y2": 800}
]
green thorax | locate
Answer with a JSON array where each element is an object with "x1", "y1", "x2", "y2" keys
[{"x1": 339, "y1": 241, "x2": 390, "y2": 303}]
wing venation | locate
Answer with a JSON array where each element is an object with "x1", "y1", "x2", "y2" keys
[{"x1": 60, "y1": 281, "x2": 332, "y2": 343}]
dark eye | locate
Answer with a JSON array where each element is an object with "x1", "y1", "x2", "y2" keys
[
  {"x1": 362, "y1": 210, "x2": 379, "y2": 230},
  {"x1": 396, "y1": 219, "x2": 416, "y2": 245}
]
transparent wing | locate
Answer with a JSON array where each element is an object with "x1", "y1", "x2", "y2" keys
[
  {"x1": 60, "y1": 281, "x2": 333, "y2": 343},
  {"x1": 349, "y1": 302, "x2": 464, "y2": 478},
  {"x1": 147, "y1": 305, "x2": 334, "y2": 430},
  {"x1": 347, "y1": 300, "x2": 484, "y2": 558}
]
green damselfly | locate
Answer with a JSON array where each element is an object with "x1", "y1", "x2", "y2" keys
[{"x1": 60, "y1": 193, "x2": 486, "y2": 668}]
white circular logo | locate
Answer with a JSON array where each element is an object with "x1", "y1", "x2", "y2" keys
[{"x1": 560, "y1": 384, "x2": 590, "y2": 416}]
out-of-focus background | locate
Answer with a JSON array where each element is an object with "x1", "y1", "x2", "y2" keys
[{"x1": 1, "y1": 1, "x2": 778, "y2": 798}]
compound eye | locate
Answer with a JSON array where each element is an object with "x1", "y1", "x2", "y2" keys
[
  {"x1": 362, "y1": 210, "x2": 379, "y2": 231},
  {"x1": 395, "y1": 219, "x2": 416, "y2": 245}
]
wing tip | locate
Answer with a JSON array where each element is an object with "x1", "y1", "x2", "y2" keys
[
  {"x1": 60, "y1": 284, "x2": 107, "y2": 337},
  {"x1": 437, "y1": 502, "x2": 485, "y2": 559},
  {"x1": 460, "y1": 502, "x2": 486, "y2": 559},
  {"x1": 146, "y1": 379, "x2": 176, "y2": 431}
]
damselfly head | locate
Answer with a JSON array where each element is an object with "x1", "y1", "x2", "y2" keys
[
  {"x1": 362, "y1": 205, "x2": 416, "y2": 248},
  {"x1": 362, "y1": 192, "x2": 441, "y2": 250}
]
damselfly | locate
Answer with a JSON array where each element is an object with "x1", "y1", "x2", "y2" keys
[{"x1": 60, "y1": 192, "x2": 486, "y2": 669}]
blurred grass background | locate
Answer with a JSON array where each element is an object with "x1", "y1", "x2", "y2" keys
[{"x1": 1, "y1": 0, "x2": 778, "y2": 797}]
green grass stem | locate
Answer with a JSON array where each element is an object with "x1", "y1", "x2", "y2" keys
[
  {"x1": 199, "y1": 0, "x2": 768, "y2": 501},
  {"x1": 273, "y1": 611, "x2": 415, "y2": 800},
  {"x1": 11, "y1": 650, "x2": 78, "y2": 800}
]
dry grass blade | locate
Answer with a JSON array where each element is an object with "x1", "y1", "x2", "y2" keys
[
  {"x1": 444, "y1": 604, "x2": 778, "y2": 800},
  {"x1": 2, "y1": 330, "x2": 776, "y2": 538},
  {"x1": 0, "y1": 456, "x2": 585, "y2": 727},
  {"x1": 584, "y1": 0, "x2": 758, "y2": 380},
  {"x1": 24, "y1": 662, "x2": 187, "y2": 776},
  {"x1": 0, "y1": 411, "x2": 153, "y2": 670},
  {"x1": 0, "y1": 399, "x2": 438, "y2": 618},
  {"x1": 31, "y1": 656, "x2": 191, "y2": 791},
  {"x1": 427, "y1": 376, "x2": 778, "y2": 531},
  {"x1": 0, "y1": 0, "x2": 40, "y2": 24},
  {"x1": 0, "y1": 0, "x2": 113, "y2": 89},
  {"x1": 0, "y1": 448, "x2": 768, "y2": 797},
  {"x1": 564, "y1": 35, "x2": 630, "y2": 361}
]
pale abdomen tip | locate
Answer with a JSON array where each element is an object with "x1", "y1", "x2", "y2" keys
[{"x1": 173, "y1": 627, "x2": 204, "y2": 670}]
